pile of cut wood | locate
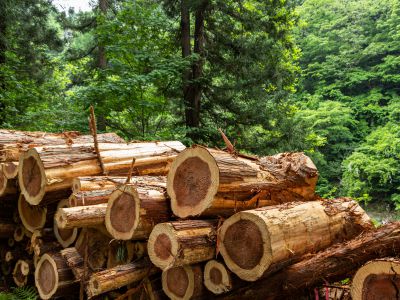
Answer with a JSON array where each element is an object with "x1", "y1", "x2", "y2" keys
[{"x1": 0, "y1": 129, "x2": 399, "y2": 300}]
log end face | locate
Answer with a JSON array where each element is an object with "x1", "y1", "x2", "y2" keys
[
  {"x1": 163, "y1": 266, "x2": 191, "y2": 300},
  {"x1": 3, "y1": 162, "x2": 18, "y2": 179},
  {"x1": 168, "y1": 147, "x2": 219, "y2": 218},
  {"x1": 54, "y1": 199, "x2": 78, "y2": 248},
  {"x1": 204, "y1": 260, "x2": 232, "y2": 295},
  {"x1": 18, "y1": 195, "x2": 47, "y2": 232},
  {"x1": 35, "y1": 254, "x2": 58, "y2": 300},
  {"x1": 148, "y1": 223, "x2": 177, "y2": 270}
]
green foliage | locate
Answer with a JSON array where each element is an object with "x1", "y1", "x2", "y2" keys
[{"x1": 0, "y1": 286, "x2": 38, "y2": 300}]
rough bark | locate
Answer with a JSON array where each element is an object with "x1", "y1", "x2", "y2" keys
[
  {"x1": 219, "y1": 198, "x2": 372, "y2": 281},
  {"x1": 60, "y1": 247, "x2": 86, "y2": 281},
  {"x1": 69, "y1": 189, "x2": 114, "y2": 207},
  {"x1": 168, "y1": 147, "x2": 318, "y2": 218},
  {"x1": 148, "y1": 220, "x2": 217, "y2": 270},
  {"x1": 56, "y1": 203, "x2": 107, "y2": 229},
  {"x1": 18, "y1": 141, "x2": 184, "y2": 205}
]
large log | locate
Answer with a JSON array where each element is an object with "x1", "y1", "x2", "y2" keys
[
  {"x1": 351, "y1": 258, "x2": 400, "y2": 300},
  {"x1": 162, "y1": 264, "x2": 208, "y2": 300},
  {"x1": 53, "y1": 199, "x2": 78, "y2": 248},
  {"x1": 219, "y1": 198, "x2": 372, "y2": 281},
  {"x1": 86, "y1": 257, "x2": 156, "y2": 298},
  {"x1": 220, "y1": 222, "x2": 400, "y2": 300},
  {"x1": 167, "y1": 147, "x2": 318, "y2": 218},
  {"x1": 148, "y1": 220, "x2": 217, "y2": 270},
  {"x1": 105, "y1": 176, "x2": 169, "y2": 240},
  {"x1": 55, "y1": 203, "x2": 107, "y2": 229},
  {"x1": 19, "y1": 141, "x2": 185, "y2": 205},
  {"x1": 35, "y1": 252, "x2": 79, "y2": 299}
]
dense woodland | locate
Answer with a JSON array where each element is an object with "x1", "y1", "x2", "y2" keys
[{"x1": 0, "y1": 0, "x2": 399, "y2": 208}]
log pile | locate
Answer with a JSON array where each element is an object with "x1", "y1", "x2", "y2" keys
[{"x1": 0, "y1": 129, "x2": 397, "y2": 300}]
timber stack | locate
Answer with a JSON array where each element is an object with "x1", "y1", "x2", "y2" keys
[{"x1": 0, "y1": 128, "x2": 397, "y2": 300}]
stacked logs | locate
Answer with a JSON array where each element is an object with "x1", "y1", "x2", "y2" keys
[{"x1": 0, "y1": 130, "x2": 398, "y2": 300}]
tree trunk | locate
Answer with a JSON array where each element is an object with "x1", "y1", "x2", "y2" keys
[
  {"x1": 168, "y1": 147, "x2": 318, "y2": 218},
  {"x1": 220, "y1": 222, "x2": 400, "y2": 300},
  {"x1": 105, "y1": 177, "x2": 169, "y2": 240},
  {"x1": 204, "y1": 260, "x2": 244, "y2": 295},
  {"x1": 219, "y1": 198, "x2": 372, "y2": 281},
  {"x1": 86, "y1": 257, "x2": 156, "y2": 298},
  {"x1": 53, "y1": 199, "x2": 78, "y2": 248},
  {"x1": 56, "y1": 203, "x2": 107, "y2": 229},
  {"x1": 18, "y1": 141, "x2": 185, "y2": 205},
  {"x1": 148, "y1": 220, "x2": 217, "y2": 270},
  {"x1": 70, "y1": 189, "x2": 114, "y2": 206},
  {"x1": 35, "y1": 252, "x2": 79, "y2": 299}
]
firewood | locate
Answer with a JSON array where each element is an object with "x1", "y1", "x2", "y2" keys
[{"x1": 167, "y1": 147, "x2": 318, "y2": 218}]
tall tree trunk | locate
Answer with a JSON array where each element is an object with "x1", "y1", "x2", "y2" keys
[
  {"x1": 97, "y1": 0, "x2": 108, "y2": 131},
  {"x1": 0, "y1": 5, "x2": 7, "y2": 126},
  {"x1": 181, "y1": 0, "x2": 192, "y2": 128}
]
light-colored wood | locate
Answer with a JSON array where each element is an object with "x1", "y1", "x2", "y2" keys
[
  {"x1": 204, "y1": 260, "x2": 243, "y2": 295},
  {"x1": 18, "y1": 194, "x2": 47, "y2": 233},
  {"x1": 53, "y1": 199, "x2": 78, "y2": 248},
  {"x1": 87, "y1": 257, "x2": 155, "y2": 298},
  {"x1": 19, "y1": 141, "x2": 185, "y2": 205},
  {"x1": 162, "y1": 264, "x2": 206, "y2": 300},
  {"x1": 72, "y1": 176, "x2": 128, "y2": 193},
  {"x1": 56, "y1": 203, "x2": 107, "y2": 229},
  {"x1": 219, "y1": 198, "x2": 373, "y2": 281},
  {"x1": 167, "y1": 147, "x2": 319, "y2": 218},
  {"x1": 105, "y1": 176, "x2": 169, "y2": 240},
  {"x1": 35, "y1": 252, "x2": 78, "y2": 299},
  {"x1": 351, "y1": 258, "x2": 400, "y2": 300},
  {"x1": 148, "y1": 220, "x2": 217, "y2": 270},
  {"x1": 69, "y1": 189, "x2": 114, "y2": 207}
]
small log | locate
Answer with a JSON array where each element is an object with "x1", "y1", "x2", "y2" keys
[
  {"x1": 60, "y1": 247, "x2": 86, "y2": 280},
  {"x1": 53, "y1": 199, "x2": 78, "y2": 248},
  {"x1": 35, "y1": 252, "x2": 79, "y2": 299},
  {"x1": 3, "y1": 161, "x2": 18, "y2": 179},
  {"x1": 56, "y1": 203, "x2": 107, "y2": 229},
  {"x1": 0, "y1": 222, "x2": 16, "y2": 238},
  {"x1": 87, "y1": 257, "x2": 156, "y2": 298},
  {"x1": 162, "y1": 264, "x2": 207, "y2": 300},
  {"x1": 31, "y1": 228, "x2": 61, "y2": 256},
  {"x1": 18, "y1": 141, "x2": 185, "y2": 205},
  {"x1": 167, "y1": 147, "x2": 318, "y2": 218},
  {"x1": 219, "y1": 198, "x2": 372, "y2": 281},
  {"x1": 69, "y1": 189, "x2": 114, "y2": 207},
  {"x1": 72, "y1": 176, "x2": 128, "y2": 193},
  {"x1": 148, "y1": 220, "x2": 217, "y2": 270},
  {"x1": 204, "y1": 260, "x2": 244, "y2": 295},
  {"x1": 13, "y1": 259, "x2": 32, "y2": 287},
  {"x1": 351, "y1": 258, "x2": 400, "y2": 300},
  {"x1": 105, "y1": 176, "x2": 169, "y2": 240},
  {"x1": 18, "y1": 195, "x2": 47, "y2": 233}
]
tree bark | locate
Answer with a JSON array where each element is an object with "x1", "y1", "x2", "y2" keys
[
  {"x1": 148, "y1": 220, "x2": 217, "y2": 270},
  {"x1": 72, "y1": 175, "x2": 128, "y2": 193},
  {"x1": 17, "y1": 194, "x2": 47, "y2": 233},
  {"x1": 56, "y1": 203, "x2": 107, "y2": 229},
  {"x1": 168, "y1": 146, "x2": 318, "y2": 218},
  {"x1": 219, "y1": 198, "x2": 372, "y2": 281},
  {"x1": 219, "y1": 222, "x2": 400, "y2": 300},
  {"x1": 60, "y1": 247, "x2": 86, "y2": 281}
]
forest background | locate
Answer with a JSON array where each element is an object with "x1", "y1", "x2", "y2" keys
[{"x1": 0, "y1": 0, "x2": 399, "y2": 215}]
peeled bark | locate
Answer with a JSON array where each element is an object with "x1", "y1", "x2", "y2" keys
[
  {"x1": 87, "y1": 257, "x2": 156, "y2": 298},
  {"x1": 148, "y1": 220, "x2": 217, "y2": 270},
  {"x1": 351, "y1": 258, "x2": 400, "y2": 300},
  {"x1": 19, "y1": 141, "x2": 185, "y2": 205},
  {"x1": 56, "y1": 203, "x2": 107, "y2": 229},
  {"x1": 220, "y1": 222, "x2": 400, "y2": 300},
  {"x1": 167, "y1": 147, "x2": 318, "y2": 218},
  {"x1": 53, "y1": 199, "x2": 78, "y2": 248},
  {"x1": 204, "y1": 260, "x2": 244, "y2": 295},
  {"x1": 219, "y1": 198, "x2": 372, "y2": 281},
  {"x1": 105, "y1": 176, "x2": 169, "y2": 240},
  {"x1": 35, "y1": 252, "x2": 79, "y2": 299}
]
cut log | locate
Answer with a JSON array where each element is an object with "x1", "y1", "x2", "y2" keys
[
  {"x1": 35, "y1": 252, "x2": 79, "y2": 299},
  {"x1": 0, "y1": 167, "x2": 17, "y2": 197},
  {"x1": 19, "y1": 141, "x2": 185, "y2": 205},
  {"x1": 13, "y1": 259, "x2": 31, "y2": 287},
  {"x1": 69, "y1": 189, "x2": 114, "y2": 207},
  {"x1": 105, "y1": 177, "x2": 169, "y2": 240},
  {"x1": 56, "y1": 203, "x2": 107, "y2": 229},
  {"x1": 219, "y1": 222, "x2": 400, "y2": 300},
  {"x1": 31, "y1": 229, "x2": 61, "y2": 257},
  {"x1": 162, "y1": 264, "x2": 207, "y2": 300},
  {"x1": 60, "y1": 247, "x2": 86, "y2": 280},
  {"x1": 72, "y1": 176, "x2": 128, "y2": 193},
  {"x1": 351, "y1": 258, "x2": 400, "y2": 300},
  {"x1": 0, "y1": 222, "x2": 16, "y2": 238},
  {"x1": 219, "y1": 198, "x2": 372, "y2": 281},
  {"x1": 3, "y1": 161, "x2": 18, "y2": 179},
  {"x1": 204, "y1": 260, "x2": 244, "y2": 295},
  {"x1": 18, "y1": 195, "x2": 47, "y2": 233},
  {"x1": 86, "y1": 257, "x2": 156, "y2": 298},
  {"x1": 167, "y1": 147, "x2": 318, "y2": 218},
  {"x1": 148, "y1": 220, "x2": 217, "y2": 270},
  {"x1": 53, "y1": 199, "x2": 78, "y2": 248},
  {"x1": 13, "y1": 224, "x2": 25, "y2": 242}
]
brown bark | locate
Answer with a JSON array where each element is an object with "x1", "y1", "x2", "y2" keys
[
  {"x1": 105, "y1": 176, "x2": 169, "y2": 240},
  {"x1": 148, "y1": 220, "x2": 217, "y2": 270},
  {"x1": 168, "y1": 147, "x2": 319, "y2": 218},
  {"x1": 70, "y1": 189, "x2": 114, "y2": 207},
  {"x1": 219, "y1": 222, "x2": 400, "y2": 300},
  {"x1": 219, "y1": 198, "x2": 372, "y2": 281},
  {"x1": 56, "y1": 203, "x2": 107, "y2": 229},
  {"x1": 18, "y1": 141, "x2": 184, "y2": 205},
  {"x1": 60, "y1": 247, "x2": 86, "y2": 281}
]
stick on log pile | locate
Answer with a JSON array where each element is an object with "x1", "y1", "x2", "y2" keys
[{"x1": 0, "y1": 129, "x2": 396, "y2": 300}]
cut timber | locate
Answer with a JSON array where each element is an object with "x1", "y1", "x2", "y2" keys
[
  {"x1": 162, "y1": 264, "x2": 206, "y2": 300},
  {"x1": 105, "y1": 176, "x2": 168, "y2": 240},
  {"x1": 70, "y1": 189, "x2": 114, "y2": 207},
  {"x1": 18, "y1": 195, "x2": 46, "y2": 233},
  {"x1": 148, "y1": 220, "x2": 217, "y2": 270},
  {"x1": 56, "y1": 203, "x2": 107, "y2": 229},
  {"x1": 3, "y1": 161, "x2": 18, "y2": 179},
  {"x1": 204, "y1": 260, "x2": 244, "y2": 295},
  {"x1": 53, "y1": 199, "x2": 78, "y2": 248},
  {"x1": 19, "y1": 141, "x2": 185, "y2": 205},
  {"x1": 220, "y1": 222, "x2": 400, "y2": 300},
  {"x1": 13, "y1": 259, "x2": 31, "y2": 287},
  {"x1": 72, "y1": 176, "x2": 127, "y2": 193},
  {"x1": 87, "y1": 257, "x2": 155, "y2": 298},
  {"x1": 35, "y1": 252, "x2": 78, "y2": 299},
  {"x1": 60, "y1": 247, "x2": 85, "y2": 280},
  {"x1": 167, "y1": 147, "x2": 318, "y2": 218},
  {"x1": 0, "y1": 222, "x2": 16, "y2": 238},
  {"x1": 351, "y1": 258, "x2": 400, "y2": 300},
  {"x1": 219, "y1": 198, "x2": 372, "y2": 281}
]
